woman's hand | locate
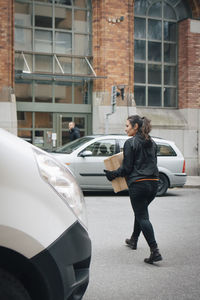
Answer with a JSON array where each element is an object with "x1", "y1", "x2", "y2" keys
[{"x1": 104, "y1": 169, "x2": 117, "y2": 181}]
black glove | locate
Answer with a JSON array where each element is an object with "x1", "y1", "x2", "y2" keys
[{"x1": 104, "y1": 169, "x2": 118, "y2": 181}]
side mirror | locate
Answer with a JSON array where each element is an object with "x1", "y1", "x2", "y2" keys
[{"x1": 79, "y1": 150, "x2": 93, "y2": 157}]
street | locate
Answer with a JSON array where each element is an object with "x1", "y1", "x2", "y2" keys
[{"x1": 83, "y1": 188, "x2": 200, "y2": 300}]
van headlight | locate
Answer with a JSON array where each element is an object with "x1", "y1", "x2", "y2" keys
[{"x1": 33, "y1": 148, "x2": 87, "y2": 227}]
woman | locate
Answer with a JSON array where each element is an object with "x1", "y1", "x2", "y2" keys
[{"x1": 104, "y1": 115, "x2": 162, "y2": 264}]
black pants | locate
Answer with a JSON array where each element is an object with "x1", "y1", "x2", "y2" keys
[{"x1": 128, "y1": 180, "x2": 158, "y2": 249}]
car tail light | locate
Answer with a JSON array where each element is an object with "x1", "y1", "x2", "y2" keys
[{"x1": 182, "y1": 160, "x2": 186, "y2": 173}]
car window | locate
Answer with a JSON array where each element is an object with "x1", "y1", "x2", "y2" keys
[
  {"x1": 157, "y1": 144, "x2": 177, "y2": 156},
  {"x1": 55, "y1": 137, "x2": 94, "y2": 154},
  {"x1": 82, "y1": 139, "x2": 116, "y2": 157}
]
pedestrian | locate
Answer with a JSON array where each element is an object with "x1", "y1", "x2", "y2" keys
[
  {"x1": 68, "y1": 121, "x2": 80, "y2": 141},
  {"x1": 104, "y1": 115, "x2": 162, "y2": 264}
]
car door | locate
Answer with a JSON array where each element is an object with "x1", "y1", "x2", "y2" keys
[{"x1": 74, "y1": 139, "x2": 117, "y2": 189}]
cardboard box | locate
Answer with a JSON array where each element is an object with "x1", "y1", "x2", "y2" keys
[{"x1": 104, "y1": 152, "x2": 128, "y2": 193}]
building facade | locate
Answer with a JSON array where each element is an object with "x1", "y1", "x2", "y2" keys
[{"x1": 0, "y1": 0, "x2": 200, "y2": 175}]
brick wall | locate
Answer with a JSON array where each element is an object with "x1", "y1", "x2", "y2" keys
[
  {"x1": 178, "y1": 19, "x2": 200, "y2": 109},
  {"x1": 0, "y1": 0, "x2": 14, "y2": 101},
  {"x1": 92, "y1": 0, "x2": 134, "y2": 104}
]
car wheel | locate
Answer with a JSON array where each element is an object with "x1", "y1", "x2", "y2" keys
[
  {"x1": 0, "y1": 268, "x2": 31, "y2": 300},
  {"x1": 157, "y1": 173, "x2": 169, "y2": 196}
]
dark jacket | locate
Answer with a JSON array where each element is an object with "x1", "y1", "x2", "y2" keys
[
  {"x1": 69, "y1": 127, "x2": 80, "y2": 141},
  {"x1": 116, "y1": 133, "x2": 159, "y2": 186}
]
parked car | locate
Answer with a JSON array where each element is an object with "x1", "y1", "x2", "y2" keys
[
  {"x1": 51, "y1": 135, "x2": 187, "y2": 196},
  {"x1": 0, "y1": 128, "x2": 91, "y2": 300}
]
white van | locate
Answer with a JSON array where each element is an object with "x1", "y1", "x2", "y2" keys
[{"x1": 0, "y1": 129, "x2": 91, "y2": 300}]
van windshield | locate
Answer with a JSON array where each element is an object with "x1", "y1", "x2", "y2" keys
[{"x1": 55, "y1": 137, "x2": 94, "y2": 154}]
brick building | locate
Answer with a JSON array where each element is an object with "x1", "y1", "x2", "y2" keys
[{"x1": 0, "y1": 0, "x2": 200, "y2": 175}]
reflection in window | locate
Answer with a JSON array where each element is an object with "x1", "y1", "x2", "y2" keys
[
  {"x1": 164, "y1": 66, "x2": 176, "y2": 85},
  {"x1": 55, "y1": 84, "x2": 72, "y2": 103},
  {"x1": 17, "y1": 112, "x2": 32, "y2": 128},
  {"x1": 35, "y1": 4, "x2": 52, "y2": 28},
  {"x1": 35, "y1": 112, "x2": 53, "y2": 128},
  {"x1": 75, "y1": 34, "x2": 90, "y2": 55},
  {"x1": 74, "y1": 10, "x2": 88, "y2": 32},
  {"x1": 35, "y1": 30, "x2": 52, "y2": 53},
  {"x1": 15, "y1": 28, "x2": 32, "y2": 51},
  {"x1": 35, "y1": 83, "x2": 52, "y2": 103},
  {"x1": 148, "y1": 19, "x2": 162, "y2": 40},
  {"x1": 55, "y1": 32, "x2": 72, "y2": 54},
  {"x1": 74, "y1": 58, "x2": 90, "y2": 74},
  {"x1": 164, "y1": 88, "x2": 176, "y2": 107},
  {"x1": 148, "y1": 87, "x2": 161, "y2": 106},
  {"x1": 134, "y1": 40, "x2": 146, "y2": 60},
  {"x1": 134, "y1": 63, "x2": 145, "y2": 83},
  {"x1": 148, "y1": 42, "x2": 161, "y2": 61},
  {"x1": 15, "y1": 3, "x2": 32, "y2": 26},
  {"x1": 134, "y1": 86, "x2": 145, "y2": 106},
  {"x1": 16, "y1": 82, "x2": 32, "y2": 102},
  {"x1": 148, "y1": 1, "x2": 161, "y2": 17},
  {"x1": 55, "y1": 7, "x2": 72, "y2": 30},
  {"x1": 55, "y1": 56, "x2": 72, "y2": 73},
  {"x1": 134, "y1": 18, "x2": 146, "y2": 39},
  {"x1": 148, "y1": 64, "x2": 161, "y2": 84},
  {"x1": 35, "y1": 55, "x2": 52, "y2": 73},
  {"x1": 164, "y1": 43, "x2": 176, "y2": 63}
]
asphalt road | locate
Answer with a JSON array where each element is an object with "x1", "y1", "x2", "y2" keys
[{"x1": 83, "y1": 188, "x2": 200, "y2": 300}]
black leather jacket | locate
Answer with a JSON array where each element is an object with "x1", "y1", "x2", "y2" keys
[
  {"x1": 116, "y1": 133, "x2": 159, "y2": 186},
  {"x1": 69, "y1": 127, "x2": 80, "y2": 141}
]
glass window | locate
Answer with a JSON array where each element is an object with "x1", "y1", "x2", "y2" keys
[
  {"x1": 134, "y1": 86, "x2": 146, "y2": 106},
  {"x1": 134, "y1": 40, "x2": 146, "y2": 60},
  {"x1": 148, "y1": 42, "x2": 161, "y2": 61},
  {"x1": 148, "y1": 2, "x2": 161, "y2": 17},
  {"x1": 17, "y1": 112, "x2": 32, "y2": 128},
  {"x1": 164, "y1": 22, "x2": 176, "y2": 41},
  {"x1": 148, "y1": 87, "x2": 161, "y2": 106},
  {"x1": 164, "y1": 88, "x2": 176, "y2": 107},
  {"x1": 55, "y1": 7, "x2": 72, "y2": 30},
  {"x1": 15, "y1": 2, "x2": 32, "y2": 26},
  {"x1": 134, "y1": 63, "x2": 145, "y2": 83},
  {"x1": 35, "y1": 55, "x2": 52, "y2": 73},
  {"x1": 74, "y1": 58, "x2": 90, "y2": 74},
  {"x1": 35, "y1": 112, "x2": 53, "y2": 128},
  {"x1": 148, "y1": 64, "x2": 161, "y2": 84},
  {"x1": 55, "y1": 56, "x2": 72, "y2": 73},
  {"x1": 164, "y1": 3, "x2": 176, "y2": 20},
  {"x1": 15, "y1": 53, "x2": 33, "y2": 73},
  {"x1": 74, "y1": 34, "x2": 89, "y2": 55},
  {"x1": 74, "y1": 10, "x2": 88, "y2": 32},
  {"x1": 15, "y1": 82, "x2": 32, "y2": 102},
  {"x1": 74, "y1": 82, "x2": 84, "y2": 104},
  {"x1": 164, "y1": 66, "x2": 176, "y2": 85},
  {"x1": 55, "y1": 32, "x2": 72, "y2": 54},
  {"x1": 74, "y1": 0, "x2": 87, "y2": 8},
  {"x1": 83, "y1": 140, "x2": 116, "y2": 157},
  {"x1": 164, "y1": 43, "x2": 176, "y2": 63},
  {"x1": 35, "y1": 4, "x2": 52, "y2": 28},
  {"x1": 18, "y1": 130, "x2": 32, "y2": 143},
  {"x1": 134, "y1": 18, "x2": 146, "y2": 39},
  {"x1": 148, "y1": 20, "x2": 162, "y2": 40},
  {"x1": 35, "y1": 83, "x2": 52, "y2": 103},
  {"x1": 157, "y1": 144, "x2": 176, "y2": 156},
  {"x1": 15, "y1": 28, "x2": 32, "y2": 51},
  {"x1": 35, "y1": 30, "x2": 52, "y2": 52},
  {"x1": 55, "y1": 84, "x2": 72, "y2": 103},
  {"x1": 134, "y1": 0, "x2": 148, "y2": 16}
]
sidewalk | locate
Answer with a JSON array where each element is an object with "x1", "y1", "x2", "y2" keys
[{"x1": 185, "y1": 176, "x2": 200, "y2": 188}]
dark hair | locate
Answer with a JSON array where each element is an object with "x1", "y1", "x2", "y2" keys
[{"x1": 127, "y1": 115, "x2": 152, "y2": 140}]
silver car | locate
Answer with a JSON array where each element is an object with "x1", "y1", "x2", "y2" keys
[{"x1": 51, "y1": 135, "x2": 187, "y2": 196}]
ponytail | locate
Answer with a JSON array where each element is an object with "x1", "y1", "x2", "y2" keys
[{"x1": 127, "y1": 115, "x2": 152, "y2": 140}]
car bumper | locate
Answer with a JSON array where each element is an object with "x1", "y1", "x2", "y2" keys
[
  {"x1": 170, "y1": 173, "x2": 187, "y2": 187},
  {"x1": 31, "y1": 221, "x2": 91, "y2": 300}
]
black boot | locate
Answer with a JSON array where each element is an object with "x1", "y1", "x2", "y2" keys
[
  {"x1": 125, "y1": 237, "x2": 138, "y2": 250},
  {"x1": 144, "y1": 248, "x2": 162, "y2": 264}
]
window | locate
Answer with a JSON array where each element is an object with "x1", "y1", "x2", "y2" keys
[
  {"x1": 157, "y1": 144, "x2": 176, "y2": 156},
  {"x1": 83, "y1": 140, "x2": 116, "y2": 157},
  {"x1": 134, "y1": 0, "x2": 192, "y2": 107}
]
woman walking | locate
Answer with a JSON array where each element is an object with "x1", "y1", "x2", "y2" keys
[{"x1": 104, "y1": 115, "x2": 162, "y2": 264}]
